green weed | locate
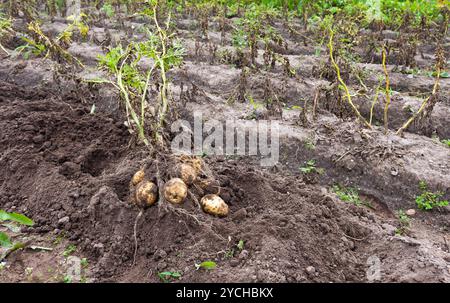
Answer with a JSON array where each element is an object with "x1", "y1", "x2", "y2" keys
[
  {"x1": 395, "y1": 210, "x2": 411, "y2": 235},
  {"x1": 63, "y1": 244, "x2": 76, "y2": 258},
  {"x1": 195, "y1": 261, "x2": 217, "y2": 270},
  {"x1": 304, "y1": 139, "x2": 316, "y2": 150},
  {"x1": 157, "y1": 271, "x2": 181, "y2": 282},
  {"x1": 415, "y1": 181, "x2": 448, "y2": 211},
  {"x1": 332, "y1": 185, "x2": 363, "y2": 206},
  {"x1": 0, "y1": 12, "x2": 12, "y2": 54},
  {"x1": 101, "y1": 3, "x2": 115, "y2": 18},
  {"x1": 300, "y1": 160, "x2": 324, "y2": 175}
]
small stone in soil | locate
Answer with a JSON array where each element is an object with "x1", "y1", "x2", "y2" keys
[
  {"x1": 157, "y1": 261, "x2": 167, "y2": 270},
  {"x1": 93, "y1": 243, "x2": 105, "y2": 251},
  {"x1": 230, "y1": 259, "x2": 240, "y2": 267},
  {"x1": 58, "y1": 216, "x2": 70, "y2": 225},
  {"x1": 32, "y1": 134, "x2": 44, "y2": 144},
  {"x1": 406, "y1": 209, "x2": 416, "y2": 216},
  {"x1": 238, "y1": 250, "x2": 249, "y2": 260},
  {"x1": 59, "y1": 162, "x2": 80, "y2": 176},
  {"x1": 22, "y1": 124, "x2": 35, "y2": 131},
  {"x1": 305, "y1": 266, "x2": 316, "y2": 274},
  {"x1": 232, "y1": 208, "x2": 247, "y2": 221},
  {"x1": 382, "y1": 223, "x2": 396, "y2": 236},
  {"x1": 153, "y1": 249, "x2": 167, "y2": 260}
]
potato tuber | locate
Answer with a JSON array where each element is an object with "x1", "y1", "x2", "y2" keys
[
  {"x1": 131, "y1": 170, "x2": 146, "y2": 186},
  {"x1": 175, "y1": 163, "x2": 197, "y2": 185},
  {"x1": 135, "y1": 180, "x2": 158, "y2": 208},
  {"x1": 164, "y1": 178, "x2": 188, "y2": 204},
  {"x1": 200, "y1": 194, "x2": 229, "y2": 217}
]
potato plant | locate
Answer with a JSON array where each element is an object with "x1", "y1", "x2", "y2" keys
[
  {"x1": 0, "y1": 12, "x2": 12, "y2": 54},
  {"x1": 96, "y1": 0, "x2": 184, "y2": 146},
  {"x1": 415, "y1": 181, "x2": 449, "y2": 211}
]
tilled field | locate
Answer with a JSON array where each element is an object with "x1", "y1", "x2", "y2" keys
[{"x1": 0, "y1": 2, "x2": 449, "y2": 282}]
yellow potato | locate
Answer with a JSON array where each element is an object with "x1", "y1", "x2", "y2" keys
[
  {"x1": 164, "y1": 178, "x2": 188, "y2": 204},
  {"x1": 135, "y1": 180, "x2": 158, "y2": 208},
  {"x1": 131, "y1": 170, "x2": 145, "y2": 186},
  {"x1": 191, "y1": 158, "x2": 203, "y2": 174},
  {"x1": 200, "y1": 194, "x2": 229, "y2": 217},
  {"x1": 176, "y1": 163, "x2": 197, "y2": 185},
  {"x1": 179, "y1": 155, "x2": 203, "y2": 174}
]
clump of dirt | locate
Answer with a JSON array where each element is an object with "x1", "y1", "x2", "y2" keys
[{"x1": 0, "y1": 81, "x2": 128, "y2": 236}]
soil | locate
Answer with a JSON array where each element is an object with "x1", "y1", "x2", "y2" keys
[{"x1": 0, "y1": 10, "x2": 449, "y2": 283}]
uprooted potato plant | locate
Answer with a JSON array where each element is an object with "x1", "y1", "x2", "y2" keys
[{"x1": 94, "y1": 1, "x2": 185, "y2": 146}]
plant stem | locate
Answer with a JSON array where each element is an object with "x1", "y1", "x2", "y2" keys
[
  {"x1": 0, "y1": 43, "x2": 9, "y2": 55},
  {"x1": 152, "y1": 2, "x2": 170, "y2": 145},
  {"x1": 328, "y1": 30, "x2": 372, "y2": 129},
  {"x1": 382, "y1": 45, "x2": 391, "y2": 133},
  {"x1": 118, "y1": 53, "x2": 148, "y2": 145},
  {"x1": 396, "y1": 68, "x2": 440, "y2": 136},
  {"x1": 141, "y1": 63, "x2": 157, "y2": 134},
  {"x1": 369, "y1": 80, "x2": 381, "y2": 126},
  {"x1": 132, "y1": 210, "x2": 143, "y2": 266}
]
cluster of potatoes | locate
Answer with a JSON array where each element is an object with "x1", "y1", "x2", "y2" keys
[{"x1": 130, "y1": 160, "x2": 229, "y2": 217}]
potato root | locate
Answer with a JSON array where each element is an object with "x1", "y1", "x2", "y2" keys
[
  {"x1": 164, "y1": 178, "x2": 188, "y2": 204},
  {"x1": 135, "y1": 180, "x2": 158, "y2": 208},
  {"x1": 200, "y1": 194, "x2": 229, "y2": 217}
]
